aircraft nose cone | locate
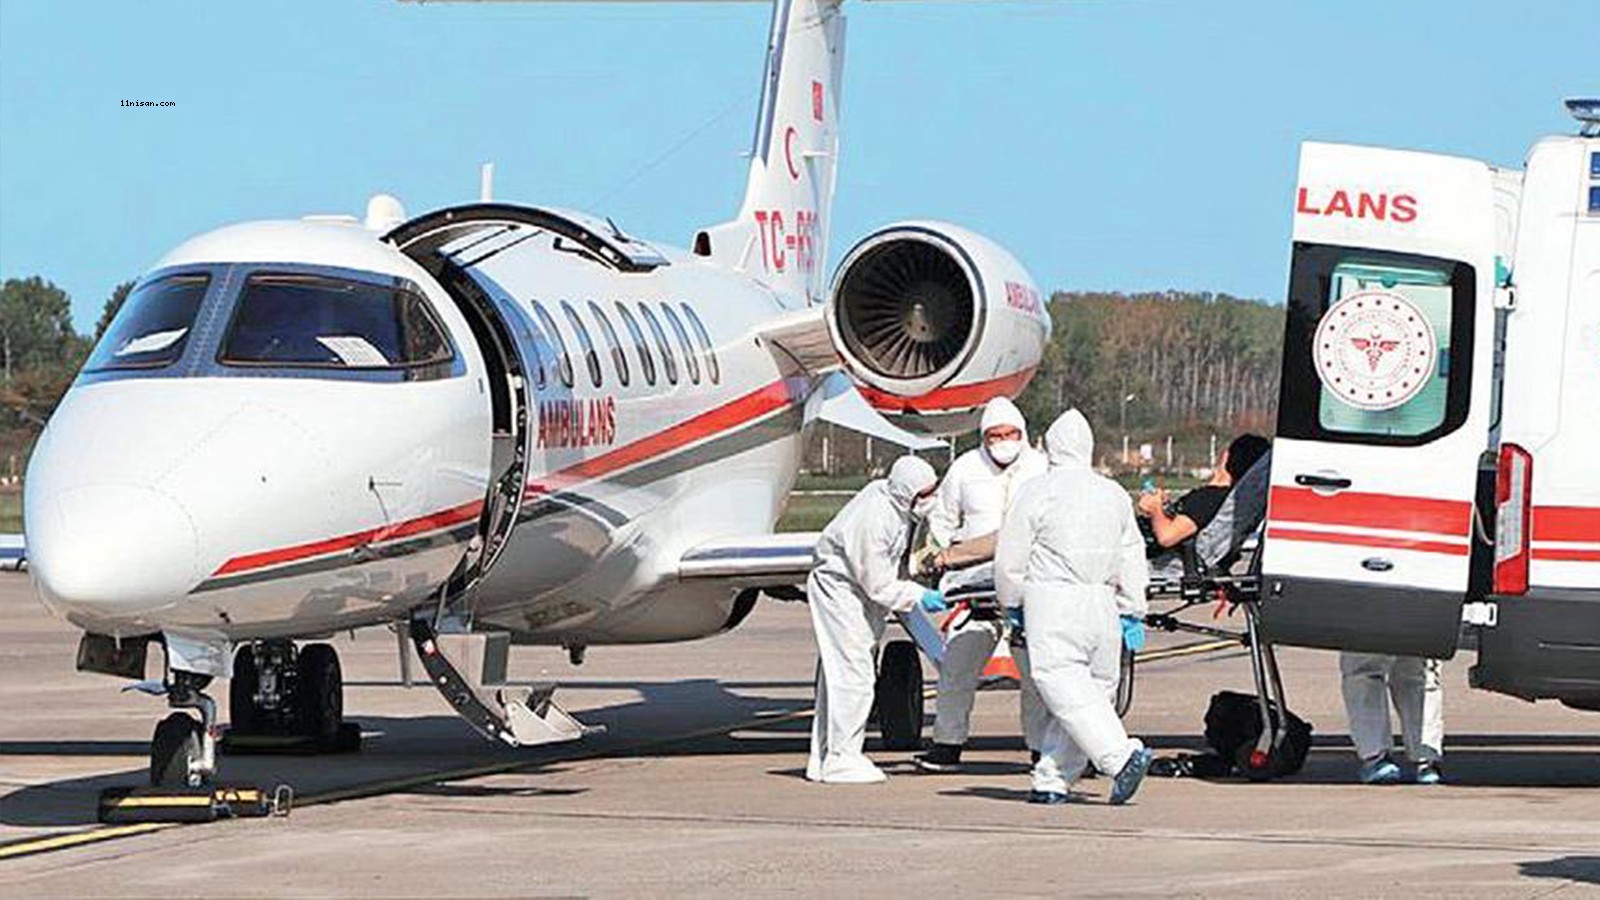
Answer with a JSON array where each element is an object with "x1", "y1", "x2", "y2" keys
[{"x1": 29, "y1": 484, "x2": 200, "y2": 619}]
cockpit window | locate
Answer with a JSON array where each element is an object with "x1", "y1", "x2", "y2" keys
[
  {"x1": 87, "y1": 274, "x2": 209, "y2": 371},
  {"x1": 220, "y1": 273, "x2": 453, "y2": 369}
]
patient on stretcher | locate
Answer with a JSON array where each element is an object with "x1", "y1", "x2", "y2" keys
[{"x1": 1142, "y1": 437, "x2": 1273, "y2": 583}]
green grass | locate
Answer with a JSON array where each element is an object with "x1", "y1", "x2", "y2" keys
[
  {"x1": 777, "y1": 493, "x2": 851, "y2": 532},
  {"x1": 0, "y1": 492, "x2": 19, "y2": 533}
]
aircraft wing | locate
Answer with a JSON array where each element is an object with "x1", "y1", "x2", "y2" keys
[{"x1": 679, "y1": 531, "x2": 819, "y2": 587}]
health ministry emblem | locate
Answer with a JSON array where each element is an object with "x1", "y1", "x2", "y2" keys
[{"x1": 1313, "y1": 290, "x2": 1437, "y2": 411}]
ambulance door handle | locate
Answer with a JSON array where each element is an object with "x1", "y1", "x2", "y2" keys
[{"x1": 1294, "y1": 473, "x2": 1352, "y2": 490}]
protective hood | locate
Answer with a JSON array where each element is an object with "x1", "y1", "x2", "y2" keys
[
  {"x1": 1044, "y1": 409, "x2": 1094, "y2": 470},
  {"x1": 886, "y1": 455, "x2": 937, "y2": 513},
  {"x1": 978, "y1": 396, "x2": 1028, "y2": 441}
]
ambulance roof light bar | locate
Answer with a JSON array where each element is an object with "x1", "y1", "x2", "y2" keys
[{"x1": 1565, "y1": 98, "x2": 1600, "y2": 137}]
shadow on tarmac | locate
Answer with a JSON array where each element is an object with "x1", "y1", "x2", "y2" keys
[
  {"x1": 4, "y1": 670, "x2": 1598, "y2": 829},
  {"x1": 1519, "y1": 856, "x2": 1600, "y2": 885}
]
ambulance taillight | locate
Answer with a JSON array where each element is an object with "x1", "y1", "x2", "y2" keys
[{"x1": 1493, "y1": 443, "x2": 1533, "y2": 595}]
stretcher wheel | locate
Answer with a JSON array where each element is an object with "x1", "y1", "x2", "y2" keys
[
  {"x1": 874, "y1": 640, "x2": 923, "y2": 751},
  {"x1": 1233, "y1": 740, "x2": 1288, "y2": 782},
  {"x1": 151, "y1": 712, "x2": 203, "y2": 788}
]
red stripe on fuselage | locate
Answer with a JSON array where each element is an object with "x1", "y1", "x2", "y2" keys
[
  {"x1": 1268, "y1": 486, "x2": 1472, "y2": 537},
  {"x1": 527, "y1": 376, "x2": 808, "y2": 495},
  {"x1": 214, "y1": 498, "x2": 484, "y2": 576},
  {"x1": 214, "y1": 377, "x2": 810, "y2": 577},
  {"x1": 857, "y1": 367, "x2": 1037, "y2": 414}
]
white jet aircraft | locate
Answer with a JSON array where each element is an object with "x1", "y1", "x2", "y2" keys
[{"x1": 23, "y1": 0, "x2": 1051, "y2": 786}]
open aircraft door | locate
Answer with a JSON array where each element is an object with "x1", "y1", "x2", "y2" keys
[{"x1": 1259, "y1": 142, "x2": 1503, "y2": 658}]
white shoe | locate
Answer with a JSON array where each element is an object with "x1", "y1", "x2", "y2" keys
[
  {"x1": 805, "y1": 757, "x2": 824, "y2": 782},
  {"x1": 820, "y1": 755, "x2": 887, "y2": 784}
]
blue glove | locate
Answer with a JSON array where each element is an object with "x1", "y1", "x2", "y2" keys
[
  {"x1": 919, "y1": 589, "x2": 947, "y2": 613},
  {"x1": 1006, "y1": 607, "x2": 1025, "y2": 631},
  {"x1": 1120, "y1": 615, "x2": 1146, "y2": 652}
]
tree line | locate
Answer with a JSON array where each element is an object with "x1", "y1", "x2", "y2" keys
[
  {"x1": 0, "y1": 277, "x2": 130, "y2": 472},
  {"x1": 1016, "y1": 290, "x2": 1284, "y2": 445}
]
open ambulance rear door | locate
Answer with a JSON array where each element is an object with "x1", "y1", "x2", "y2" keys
[{"x1": 1259, "y1": 142, "x2": 1504, "y2": 658}]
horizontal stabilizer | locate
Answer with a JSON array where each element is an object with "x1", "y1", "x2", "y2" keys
[{"x1": 806, "y1": 372, "x2": 946, "y2": 451}]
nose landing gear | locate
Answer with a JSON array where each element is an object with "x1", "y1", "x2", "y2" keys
[{"x1": 150, "y1": 671, "x2": 218, "y2": 788}]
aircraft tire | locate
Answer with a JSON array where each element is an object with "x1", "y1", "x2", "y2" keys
[
  {"x1": 875, "y1": 640, "x2": 924, "y2": 751},
  {"x1": 150, "y1": 712, "x2": 203, "y2": 788},
  {"x1": 229, "y1": 647, "x2": 260, "y2": 734},
  {"x1": 296, "y1": 643, "x2": 343, "y2": 743}
]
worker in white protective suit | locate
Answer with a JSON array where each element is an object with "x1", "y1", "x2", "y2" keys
[
  {"x1": 806, "y1": 455, "x2": 948, "y2": 784},
  {"x1": 1340, "y1": 653, "x2": 1445, "y2": 784},
  {"x1": 996, "y1": 410, "x2": 1154, "y2": 805},
  {"x1": 913, "y1": 396, "x2": 1048, "y2": 773}
]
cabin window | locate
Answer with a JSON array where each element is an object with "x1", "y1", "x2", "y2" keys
[
  {"x1": 220, "y1": 273, "x2": 453, "y2": 370},
  {"x1": 1277, "y1": 244, "x2": 1475, "y2": 446},
  {"x1": 588, "y1": 301, "x2": 629, "y2": 387},
  {"x1": 660, "y1": 303, "x2": 700, "y2": 384},
  {"x1": 616, "y1": 302, "x2": 655, "y2": 386},
  {"x1": 639, "y1": 302, "x2": 678, "y2": 385},
  {"x1": 88, "y1": 273, "x2": 210, "y2": 371},
  {"x1": 562, "y1": 301, "x2": 603, "y2": 388},
  {"x1": 681, "y1": 303, "x2": 720, "y2": 385},
  {"x1": 531, "y1": 301, "x2": 574, "y2": 388}
]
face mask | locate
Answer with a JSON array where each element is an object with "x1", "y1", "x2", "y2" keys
[
  {"x1": 987, "y1": 439, "x2": 1023, "y2": 467},
  {"x1": 912, "y1": 493, "x2": 937, "y2": 519}
]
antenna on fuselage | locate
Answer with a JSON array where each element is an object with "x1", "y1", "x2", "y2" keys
[{"x1": 480, "y1": 162, "x2": 495, "y2": 202}]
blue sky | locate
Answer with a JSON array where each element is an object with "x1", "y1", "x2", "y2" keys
[{"x1": 1, "y1": 0, "x2": 1594, "y2": 333}]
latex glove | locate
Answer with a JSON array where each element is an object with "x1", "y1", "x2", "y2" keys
[
  {"x1": 1120, "y1": 615, "x2": 1146, "y2": 652},
  {"x1": 919, "y1": 589, "x2": 948, "y2": 614},
  {"x1": 1006, "y1": 607, "x2": 1025, "y2": 632}
]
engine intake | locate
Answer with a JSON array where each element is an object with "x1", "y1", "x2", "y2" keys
[
  {"x1": 834, "y1": 238, "x2": 975, "y2": 381},
  {"x1": 826, "y1": 223, "x2": 1048, "y2": 435}
]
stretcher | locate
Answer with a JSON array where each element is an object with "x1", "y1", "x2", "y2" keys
[{"x1": 882, "y1": 451, "x2": 1300, "y2": 778}]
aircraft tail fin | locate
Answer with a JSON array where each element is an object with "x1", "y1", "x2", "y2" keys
[{"x1": 697, "y1": 0, "x2": 845, "y2": 306}]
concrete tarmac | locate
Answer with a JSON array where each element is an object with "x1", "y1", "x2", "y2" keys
[{"x1": 1, "y1": 572, "x2": 1597, "y2": 897}]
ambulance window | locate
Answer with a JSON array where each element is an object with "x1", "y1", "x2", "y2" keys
[
  {"x1": 639, "y1": 303, "x2": 678, "y2": 385},
  {"x1": 88, "y1": 273, "x2": 209, "y2": 371},
  {"x1": 220, "y1": 274, "x2": 453, "y2": 370},
  {"x1": 616, "y1": 302, "x2": 655, "y2": 387},
  {"x1": 660, "y1": 303, "x2": 700, "y2": 385},
  {"x1": 588, "y1": 302, "x2": 629, "y2": 387},
  {"x1": 682, "y1": 303, "x2": 720, "y2": 384},
  {"x1": 531, "y1": 302, "x2": 574, "y2": 388},
  {"x1": 562, "y1": 301, "x2": 603, "y2": 388},
  {"x1": 1277, "y1": 244, "x2": 1475, "y2": 446}
]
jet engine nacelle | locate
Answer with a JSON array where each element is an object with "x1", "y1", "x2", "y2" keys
[{"x1": 827, "y1": 222, "x2": 1051, "y2": 435}]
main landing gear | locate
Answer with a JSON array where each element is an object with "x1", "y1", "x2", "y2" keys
[{"x1": 221, "y1": 641, "x2": 360, "y2": 759}]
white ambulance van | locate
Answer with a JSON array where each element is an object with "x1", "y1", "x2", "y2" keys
[{"x1": 1258, "y1": 100, "x2": 1600, "y2": 712}]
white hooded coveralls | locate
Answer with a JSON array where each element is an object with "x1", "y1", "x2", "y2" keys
[
  {"x1": 1340, "y1": 652, "x2": 1444, "y2": 764},
  {"x1": 997, "y1": 411, "x2": 1149, "y2": 795},
  {"x1": 807, "y1": 455, "x2": 937, "y2": 782},
  {"x1": 925, "y1": 397, "x2": 1048, "y2": 748}
]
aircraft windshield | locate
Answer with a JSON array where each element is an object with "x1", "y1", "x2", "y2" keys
[
  {"x1": 87, "y1": 274, "x2": 210, "y2": 371},
  {"x1": 220, "y1": 273, "x2": 453, "y2": 369}
]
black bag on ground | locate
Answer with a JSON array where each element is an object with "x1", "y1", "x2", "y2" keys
[{"x1": 1203, "y1": 690, "x2": 1313, "y2": 779}]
